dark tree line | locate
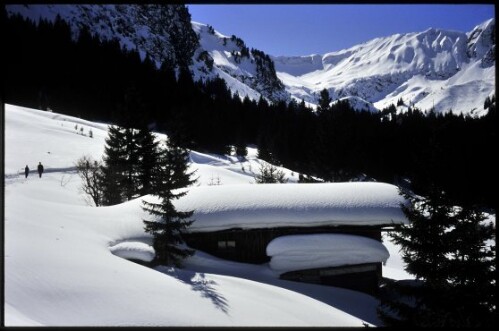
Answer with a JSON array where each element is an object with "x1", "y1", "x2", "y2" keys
[{"x1": 4, "y1": 9, "x2": 496, "y2": 208}]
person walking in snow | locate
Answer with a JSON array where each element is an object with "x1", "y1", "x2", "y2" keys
[
  {"x1": 25, "y1": 165, "x2": 30, "y2": 178},
  {"x1": 37, "y1": 162, "x2": 44, "y2": 178}
]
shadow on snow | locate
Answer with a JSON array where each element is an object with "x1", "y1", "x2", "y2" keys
[{"x1": 158, "y1": 266, "x2": 230, "y2": 315}]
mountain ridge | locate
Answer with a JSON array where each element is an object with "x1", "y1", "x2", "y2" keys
[
  {"x1": 6, "y1": 5, "x2": 495, "y2": 115},
  {"x1": 273, "y1": 18, "x2": 495, "y2": 114}
]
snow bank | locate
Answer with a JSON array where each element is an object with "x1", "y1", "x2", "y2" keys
[
  {"x1": 109, "y1": 241, "x2": 155, "y2": 262},
  {"x1": 168, "y1": 182, "x2": 408, "y2": 233},
  {"x1": 266, "y1": 234, "x2": 390, "y2": 273}
]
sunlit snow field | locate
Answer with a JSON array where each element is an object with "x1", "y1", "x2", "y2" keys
[{"x1": 5, "y1": 104, "x2": 418, "y2": 326}]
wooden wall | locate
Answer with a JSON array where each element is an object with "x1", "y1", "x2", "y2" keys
[
  {"x1": 183, "y1": 225, "x2": 382, "y2": 264},
  {"x1": 280, "y1": 262, "x2": 382, "y2": 295}
]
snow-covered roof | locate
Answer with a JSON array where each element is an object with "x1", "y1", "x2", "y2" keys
[
  {"x1": 266, "y1": 234, "x2": 390, "y2": 273},
  {"x1": 171, "y1": 182, "x2": 408, "y2": 233}
]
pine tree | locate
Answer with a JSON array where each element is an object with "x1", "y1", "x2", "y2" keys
[
  {"x1": 256, "y1": 139, "x2": 273, "y2": 162},
  {"x1": 122, "y1": 127, "x2": 139, "y2": 201},
  {"x1": 163, "y1": 139, "x2": 197, "y2": 190},
  {"x1": 234, "y1": 141, "x2": 248, "y2": 158},
  {"x1": 317, "y1": 88, "x2": 332, "y2": 115},
  {"x1": 100, "y1": 125, "x2": 128, "y2": 205},
  {"x1": 100, "y1": 124, "x2": 142, "y2": 204},
  {"x1": 135, "y1": 125, "x2": 160, "y2": 196},
  {"x1": 443, "y1": 206, "x2": 496, "y2": 326},
  {"x1": 378, "y1": 189, "x2": 496, "y2": 327},
  {"x1": 255, "y1": 162, "x2": 287, "y2": 183},
  {"x1": 142, "y1": 138, "x2": 197, "y2": 267},
  {"x1": 484, "y1": 96, "x2": 491, "y2": 109}
]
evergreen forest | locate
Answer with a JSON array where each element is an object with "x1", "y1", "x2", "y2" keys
[{"x1": 3, "y1": 9, "x2": 496, "y2": 208}]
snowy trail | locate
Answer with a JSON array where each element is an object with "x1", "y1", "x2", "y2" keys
[{"x1": 5, "y1": 167, "x2": 77, "y2": 178}]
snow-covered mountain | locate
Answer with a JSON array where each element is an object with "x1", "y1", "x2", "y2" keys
[
  {"x1": 274, "y1": 18, "x2": 495, "y2": 115},
  {"x1": 5, "y1": 4, "x2": 288, "y2": 103},
  {"x1": 5, "y1": 5, "x2": 495, "y2": 114},
  {"x1": 6, "y1": 4, "x2": 198, "y2": 69},
  {"x1": 190, "y1": 22, "x2": 289, "y2": 102}
]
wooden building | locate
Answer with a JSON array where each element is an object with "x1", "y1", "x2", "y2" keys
[
  {"x1": 184, "y1": 225, "x2": 383, "y2": 264},
  {"x1": 177, "y1": 182, "x2": 408, "y2": 294},
  {"x1": 183, "y1": 225, "x2": 390, "y2": 295}
]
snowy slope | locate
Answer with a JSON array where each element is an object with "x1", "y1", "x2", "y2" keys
[
  {"x1": 191, "y1": 21, "x2": 289, "y2": 102},
  {"x1": 189, "y1": 22, "x2": 264, "y2": 102},
  {"x1": 5, "y1": 104, "x2": 415, "y2": 326},
  {"x1": 274, "y1": 18, "x2": 495, "y2": 115}
]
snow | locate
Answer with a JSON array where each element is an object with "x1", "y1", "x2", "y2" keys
[
  {"x1": 272, "y1": 54, "x2": 324, "y2": 76},
  {"x1": 191, "y1": 21, "x2": 288, "y2": 103},
  {"x1": 374, "y1": 60, "x2": 495, "y2": 116},
  {"x1": 273, "y1": 19, "x2": 494, "y2": 115},
  {"x1": 162, "y1": 182, "x2": 408, "y2": 233},
  {"x1": 332, "y1": 96, "x2": 379, "y2": 113},
  {"x1": 4, "y1": 104, "x2": 416, "y2": 326},
  {"x1": 4, "y1": 104, "x2": 108, "y2": 175},
  {"x1": 109, "y1": 240, "x2": 155, "y2": 262},
  {"x1": 6, "y1": 5, "x2": 493, "y2": 114},
  {"x1": 267, "y1": 234, "x2": 390, "y2": 273},
  {"x1": 188, "y1": 149, "x2": 300, "y2": 186},
  {"x1": 380, "y1": 233, "x2": 414, "y2": 280}
]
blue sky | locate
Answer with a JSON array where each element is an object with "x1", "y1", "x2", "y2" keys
[{"x1": 188, "y1": 4, "x2": 495, "y2": 56}]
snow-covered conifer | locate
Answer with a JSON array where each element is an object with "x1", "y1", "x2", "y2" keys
[{"x1": 142, "y1": 138, "x2": 197, "y2": 267}]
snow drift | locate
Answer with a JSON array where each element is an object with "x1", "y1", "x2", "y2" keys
[{"x1": 267, "y1": 234, "x2": 390, "y2": 273}]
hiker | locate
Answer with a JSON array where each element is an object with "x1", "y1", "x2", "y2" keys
[
  {"x1": 37, "y1": 162, "x2": 44, "y2": 178},
  {"x1": 25, "y1": 165, "x2": 29, "y2": 178}
]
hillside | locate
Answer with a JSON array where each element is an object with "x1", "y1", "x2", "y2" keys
[
  {"x1": 4, "y1": 104, "x2": 417, "y2": 326},
  {"x1": 191, "y1": 21, "x2": 289, "y2": 102}
]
